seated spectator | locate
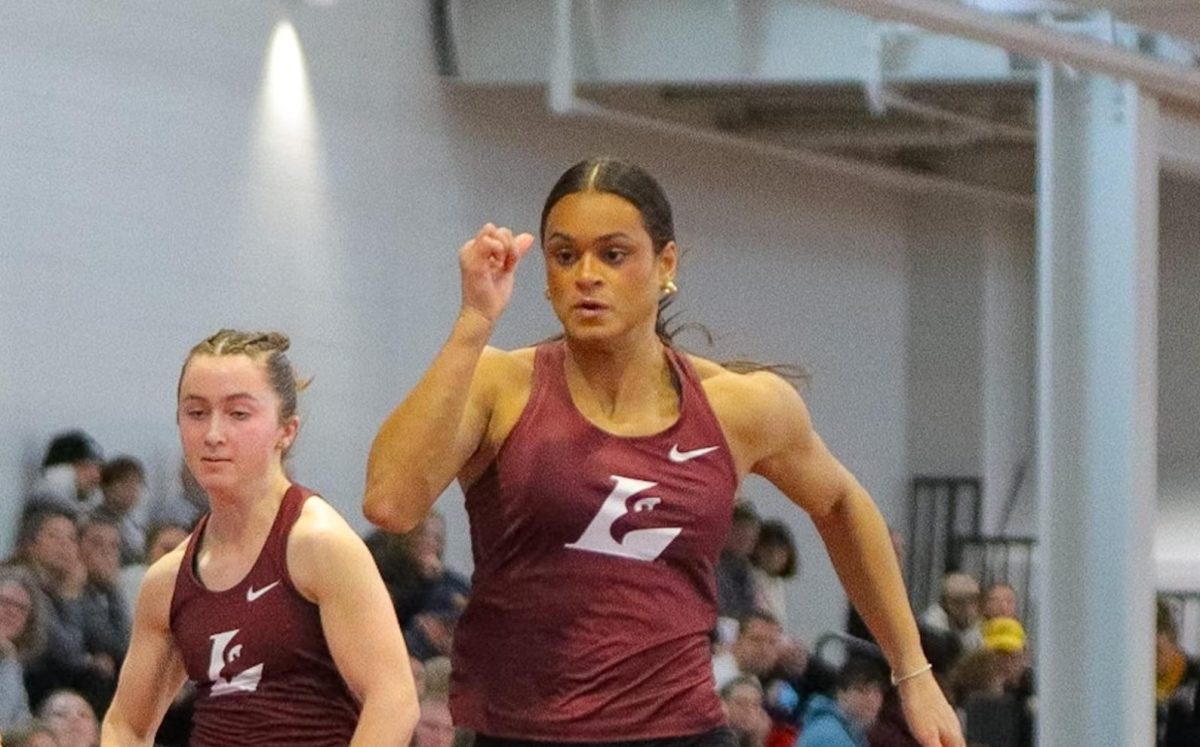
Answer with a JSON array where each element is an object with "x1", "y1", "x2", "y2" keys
[
  {"x1": 29, "y1": 432, "x2": 104, "y2": 516},
  {"x1": 13, "y1": 508, "x2": 114, "y2": 716},
  {"x1": 116, "y1": 522, "x2": 190, "y2": 616},
  {"x1": 979, "y1": 616, "x2": 1033, "y2": 747},
  {"x1": 368, "y1": 513, "x2": 469, "y2": 661},
  {"x1": 717, "y1": 501, "x2": 762, "y2": 628},
  {"x1": 948, "y1": 647, "x2": 1004, "y2": 707},
  {"x1": 1156, "y1": 599, "x2": 1200, "y2": 747},
  {"x1": 91, "y1": 457, "x2": 147, "y2": 566},
  {"x1": 983, "y1": 582, "x2": 1019, "y2": 621},
  {"x1": 0, "y1": 566, "x2": 48, "y2": 733},
  {"x1": 713, "y1": 610, "x2": 783, "y2": 690},
  {"x1": 2, "y1": 719, "x2": 60, "y2": 747},
  {"x1": 366, "y1": 528, "x2": 424, "y2": 616},
  {"x1": 797, "y1": 658, "x2": 887, "y2": 747},
  {"x1": 38, "y1": 689, "x2": 98, "y2": 747},
  {"x1": 750, "y1": 520, "x2": 799, "y2": 633},
  {"x1": 921, "y1": 572, "x2": 983, "y2": 654},
  {"x1": 403, "y1": 512, "x2": 470, "y2": 661},
  {"x1": 76, "y1": 517, "x2": 131, "y2": 678},
  {"x1": 411, "y1": 695, "x2": 454, "y2": 747},
  {"x1": 720, "y1": 676, "x2": 770, "y2": 747}
]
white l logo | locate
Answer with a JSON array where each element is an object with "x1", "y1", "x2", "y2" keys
[
  {"x1": 207, "y1": 629, "x2": 264, "y2": 696},
  {"x1": 565, "y1": 476, "x2": 682, "y2": 561}
]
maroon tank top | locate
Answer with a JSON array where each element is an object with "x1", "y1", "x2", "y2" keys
[
  {"x1": 170, "y1": 484, "x2": 359, "y2": 746},
  {"x1": 452, "y1": 342, "x2": 737, "y2": 741}
]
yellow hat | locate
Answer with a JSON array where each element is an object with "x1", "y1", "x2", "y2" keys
[{"x1": 982, "y1": 617, "x2": 1026, "y2": 653}]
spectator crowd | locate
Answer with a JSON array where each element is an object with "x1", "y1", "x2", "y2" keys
[{"x1": 3, "y1": 430, "x2": 1196, "y2": 747}]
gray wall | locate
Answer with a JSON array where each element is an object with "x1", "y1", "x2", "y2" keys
[
  {"x1": 5, "y1": 1, "x2": 1199, "y2": 644},
  {"x1": 1, "y1": 0, "x2": 917, "y2": 640}
]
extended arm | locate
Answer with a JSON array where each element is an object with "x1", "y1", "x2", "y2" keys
[
  {"x1": 364, "y1": 225, "x2": 534, "y2": 532},
  {"x1": 732, "y1": 373, "x2": 963, "y2": 747}
]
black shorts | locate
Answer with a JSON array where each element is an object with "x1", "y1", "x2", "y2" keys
[{"x1": 473, "y1": 726, "x2": 739, "y2": 747}]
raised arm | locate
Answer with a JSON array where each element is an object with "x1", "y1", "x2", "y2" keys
[
  {"x1": 289, "y1": 498, "x2": 419, "y2": 747},
  {"x1": 725, "y1": 372, "x2": 964, "y2": 747},
  {"x1": 101, "y1": 554, "x2": 188, "y2": 747},
  {"x1": 364, "y1": 224, "x2": 535, "y2": 532}
]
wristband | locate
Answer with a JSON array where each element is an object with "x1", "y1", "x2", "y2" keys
[{"x1": 890, "y1": 662, "x2": 933, "y2": 686}]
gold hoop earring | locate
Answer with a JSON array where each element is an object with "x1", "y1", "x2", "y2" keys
[{"x1": 661, "y1": 279, "x2": 678, "y2": 296}]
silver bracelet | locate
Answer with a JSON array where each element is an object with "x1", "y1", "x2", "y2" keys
[{"x1": 890, "y1": 662, "x2": 933, "y2": 686}]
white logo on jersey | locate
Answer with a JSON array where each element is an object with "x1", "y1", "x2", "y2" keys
[
  {"x1": 668, "y1": 444, "x2": 719, "y2": 463},
  {"x1": 565, "y1": 476, "x2": 682, "y2": 561},
  {"x1": 207, "y1": 629, "x2": 264, "y2": 696}
]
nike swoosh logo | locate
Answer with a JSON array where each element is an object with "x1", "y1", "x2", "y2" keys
[
  {"x1": 246, "y1": 581, "x2": 280, "y2": 602},
  {"x1": 669, "y1": 444, "x2": 719, "y2": 463}
]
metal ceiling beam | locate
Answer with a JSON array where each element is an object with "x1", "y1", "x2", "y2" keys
[
  {"x1": 821, "y1": 0, "x2": 1200, "y2": 110},
  {"x1": 547, "y1": 0, "x2": 1034, "y2": 207}
]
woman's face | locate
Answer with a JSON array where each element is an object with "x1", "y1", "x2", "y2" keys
[
  {"x1": 43, "y1": 690, "x2": 99, "y2": 747},
  {"x1": 29, "y1": 516, "x2": 79, "y2": 579},
  {"x1": 0, "y1": 580, "x2": 32, "y2": 645},
  {"x1": 177, "y1": 354, "x2": 297, "y2": 497},
  {"x1": 542, "y1": 191, "x2": 676, "y2": 344}
]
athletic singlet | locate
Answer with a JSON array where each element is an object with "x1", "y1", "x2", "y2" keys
[
  {"x1": 169, "y1": 484, "x2": 359, "y2": 746},
  {"x1": 452, "y1": 341, "x2": 737, "y2": 741}
]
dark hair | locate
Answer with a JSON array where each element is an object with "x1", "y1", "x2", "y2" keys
[
  {"x1": 14, "y1": 506, "x2": 76, "y2": 558},
  {"x1": 42, "y1": 430, "x2": 102, "y2": 468},
  {"x1": 100, "y1": 455, "x2": 145, "y2": 486},
  {"x1": 541, "y1": 158, "x2": 680, "y2": 342},
  {"x1": 836, "y1": 656, "x2": 888, "y2": 693},
  {"x1": 540, "y1": 158, "x2": 805, "y2": 383},
  {"x1": 178, "y1": 329, "x2": 309, "y2": 455},
  {"x1": 752, "y1": 519, "x2": 799, "y2": 578},
  {"x1": 732, "y1": 500, "x2": 760, "y2": 526}
]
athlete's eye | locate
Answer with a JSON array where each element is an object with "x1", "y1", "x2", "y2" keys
[
  {"x1": 552, "y1": 249, "x2": 577, "y2": 266},
  {"x1": 602, "y1": 247, "x2": 629, "y2": 264}
]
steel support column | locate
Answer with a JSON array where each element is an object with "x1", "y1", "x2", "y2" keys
[{"x1": 1035, "y1": 45, "x2": 1159, "y2": 747}]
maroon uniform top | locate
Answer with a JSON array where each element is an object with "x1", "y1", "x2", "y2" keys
[
  {"x1": 451, "y1": 341, "x2": 737, "y2": 741},
  {"x1": 170, "y1": 484, "x2": 360, "y2": 746}
]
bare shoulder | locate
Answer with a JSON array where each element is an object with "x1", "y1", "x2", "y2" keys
[
  {"x1": 288, "y1": 495, "x2": 375, "y2": 601},
  {"x1": 686, "y1": 354, "x2": 813, "y2": 471},
  {"x1": 471, "y1": 345, "x2": 537, "y2": 459},
  {"x1": 290, "y1": 495, "x2": 360, "y2": 551},
  {"x1": 477, "y1": 345, "x2": 536, "y2": 384},
  {"x1": 687, "y1": 354, "x2": 805, "y2": 413}
]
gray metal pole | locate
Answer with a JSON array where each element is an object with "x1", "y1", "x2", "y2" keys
[{"x1": 1035, "y1": 48, "x2": 1159, "y2": 747}]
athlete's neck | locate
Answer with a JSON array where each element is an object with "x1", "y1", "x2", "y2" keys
[
  {"x1": 563, "y1": 331, "x2": 675, "y2": 422},
  {"x1": 204, "y1": 470, "x2": 292, "y2": 545}
]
